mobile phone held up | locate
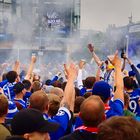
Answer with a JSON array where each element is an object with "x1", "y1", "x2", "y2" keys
[{"x1": 121, "y1": 49, "x2": 125, "y2": 58}]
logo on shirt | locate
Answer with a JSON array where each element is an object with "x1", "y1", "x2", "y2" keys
[{"x1": 56, "y1": 110, "x2": 65, "y2": 116}]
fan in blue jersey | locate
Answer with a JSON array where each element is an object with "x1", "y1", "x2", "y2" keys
[
  {"x1": 22, "y1": 80, "x2": 32, "y2": 107},
  {"x1": 60, "y1": 96, "x2": 105, "y2": 140},
  {"x1": 123, "y1": 76, "x2": 140, "y2": 116},
  {"x1": 5, "y1": 100, "x2": 18, "y2": 126},
  {"x1": 92, "y1": 52, "x2": 124, "y2": 118},
  {"x1": 76, "y1": 60, "x2": 96, "y2": 96},
  {"x1": 87, "y1": 44, "x2": 115, "y2": 86},
  {"x1": 11, "y1": 108, "x2": 59, "y2": 140},
  {"x1": 29, "y1": 90, "x2": 71, "y2": 140},
  {"x1": 29, "y1": 63, "x2": 78, "y2": 140},
  {"x1": 13, "y1": 82, "x2": 27, "y2": 110},
  {"x1": 3, "y1": 71, "x2": 19, "y2": 100}
]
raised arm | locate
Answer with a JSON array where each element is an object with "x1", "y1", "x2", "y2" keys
[
  {"x1": 25, "y1": 55, "x2": 36, "y2": 81},
  {"x1": 13, "y1": 60, "x2": 20, "y2": 75},
  {"x1": 76, "y1": 59, "x2": 86, "y2": 89},
  {"x1": 121, "y1": 53, "x2": 127, "y2": 72},
  {"x1": 110, "y1": 51, "x2": 124, "y2": 102},
  {"x1": 126, "y1": 57, "x2": 140, "y2": 86},
  {"x1": 88, "y1": 44, "x2": 102, "y2": 66},
  {"x1": 61, "y1": 63, "x2": 78, "y2": 112}
]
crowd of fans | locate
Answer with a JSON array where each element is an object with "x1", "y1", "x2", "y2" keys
[{"x1": 0, "y1": 44, "x2": 140, "y2": 140}]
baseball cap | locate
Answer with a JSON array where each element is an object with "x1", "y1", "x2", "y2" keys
[
  {"x1": 92, "y1": 81, "x2": 111, "y2": 100},
  {"x1": 11, "y1": 108, "x2": 59, "y2": 135},
  {"x1": 137, "y1": 64, "x2": 140, "y2": 69},
  {"x1": 128, "y1": 71, "x2": 136, "y2": 77},
  {"x1": 13, "y1": 82, "x2": 25, "y2": 94}
]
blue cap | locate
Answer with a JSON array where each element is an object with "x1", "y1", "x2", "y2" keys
[
  {"x1": 92, "y1": 81, "x2": 111, "y2": 100},
  {"x1": 128, "y1": 71, "x2": 136, "y2": 77},
  {"x1": 137, "y1": 64, "x2": 140, "y2": 69}
]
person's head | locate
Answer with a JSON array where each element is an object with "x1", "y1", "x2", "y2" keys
[
  {"x1": 29, "y1": 90, "x2": 49, "y2": 113},
  {"x1": 105, "y1": 60, "x2": 114, "y2": 71},
  {"x1": 45, "y1": 79, "x2": 51, "y2": 86},
  {"x1": 11, "y1": 108, "x2": 59, "y2": 140},
  {"x1": 123, "y1": 76, "x2": 134, "y2": 90},
  {"x1": 13, "y1": 82, "x2": 26, "y2": 96},
  {"x1": 84, "y1": 76, "x2": 96, "y2": 89},
  {"x1": 79, "y1": 95, "x2": 105, "y2": 127},
  {"x1": 84, "y1": 92, "x2": 92, "y2": 98},
  {"x1": 98, "y1": 116, "x2": 140, "y2": 140},
  {"x1": 22, "y1": 80, "x2": 32, "y2": 91},
  {"x1": 2, "y1": 72, "x2": 7, "y2": 81},
  {"x1": 137, "y1": 63, "x2": 140, "y2": 69},
  {"x1": 6, "y1": 71, "x2": 19, "y2": 83},
  {"x1": 0, "y1": 94, "x2": 8, "y2": 117},
  {"x1": 50, "y1": 87, "x2": 64, "y2": 99},
  {"x1": 47, "y1": 94, "x2": 61, "y2": 117},
  {"x1": 92, "y1": 81, "x2": 111, "y2": 103},
  {"x1": 74, "y1": 96, "x2": 85, "y2": 113},
  {"x1": 128, "y1": 71, "x2": 136, "y2": 78},
  {"x1": 42, "y1": 85, "x2": 54, "y2": 94},
  {"x1": 52, "y1": 81, "x2": 62, "y2": 88},
  {"x1": 32, "y1": 81, "x2": 42, "y2": 93},
  {"x1": 33, "y1": 74, "x2": 41, "y2": 82}
]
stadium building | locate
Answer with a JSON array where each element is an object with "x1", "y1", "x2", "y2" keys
[{"x1": 0, "y1": 0, "x2": 81, "y2": 63}]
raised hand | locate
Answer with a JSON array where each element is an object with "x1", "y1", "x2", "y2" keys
[
  {"x1": 31, "y1": 55, "x2": 37, "y2": 63},
  {"x1": 87, "y1": 44, "x2": 94, "y2": 53},
  {"x1": 65, "y1": 63, "x2": 78, "y2": 81},
  {"x1": 79, "y1": 59, "x2": 86, "y2": 69},
  {"x1": 107, "y1": 51, "x2": 121, "y2": 67}
]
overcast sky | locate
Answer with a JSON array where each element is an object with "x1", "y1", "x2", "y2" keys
[{"x1": 81, "y1": 0, "x2": 140, "y2": 31}]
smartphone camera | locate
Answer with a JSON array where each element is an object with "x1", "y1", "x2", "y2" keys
[{"x1": 121, "y1": 49, "x2": 125, "y2": 58}]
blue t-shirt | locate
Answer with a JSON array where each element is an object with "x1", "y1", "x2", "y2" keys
[
  {"x1": 44, "y1": 107, "x2": 71, "y2": 140},
  {"x1": 6, "y1": 101, "x2": 18, "y2": 120},
  {"x1": 3, "y1": 82, "x2": 16, "y2": 100},
  {"x1": 106, "y1": 99, "x2": 124, "y2": 118},
  {"x1": 14, "y1": 98, "x2": 26, "y2": 109},
  {"x1": 0, "y1": 79, "x2": 8, "y2": 88},
  {"x1": 23, "y1": 91, "x2": 32, "y2": 107},
  {"x1": 73, "y1": 116, "x2": 83, "y2": 130},
  {"x1": 80, "y1": 88, "x2": 92, "y2": 96},
  {"x1": 128, "y1": 88, "x2": 140, "y2": 116}
]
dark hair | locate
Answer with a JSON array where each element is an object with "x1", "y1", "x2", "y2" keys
[
  {"x1": 6, "y1": 136, "x2": 26, "y2": 140},
  {"x1": 98, "y1": 116, "x2": 140, "y2": 140},
  {"x1": 48, "y1": 100, "x2": 60, "y2": 117},
  {"x1": 75, "y1": 87, "x2": 80, "y2": 97},
  {"x1": 22, "y1": 80, "x2": 31, "y2": 90},
  {"x1": 6, "y1": 71, "x2": 18, "y2": 83},
  {"x1": 84, "y1": 92, "x2": 92, "y2": 99},
  {"x1": 52, "y1": 81, "x2": 62, "y2": 88},
  {"x1": 13, "y1": 82, "x2": 25, "y2": 94},
  {"x1": 61, "y1": 82, "x2": 67, "y2": 91},
  {"x1": 84, "y1": 76, "x2": 96, "y2": 89},
  {"x1": 105, "y1": 60, "x2": 109, "y2": 65},
  {"x1": 0, "y1": 95, "x2": 8, "y2": 117},
  {"x1": 123, "y1": 76, "x2": 134, "y2": 90},
  {"x1": 2, "y1": 72, "x2": 7, "y2": 81},
  {"x1": 74, "y1": 96, "x2": 85, "y2": 113},
  {"x1": 45, "y1": 79, "x2": 51, "y2": 85}
]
